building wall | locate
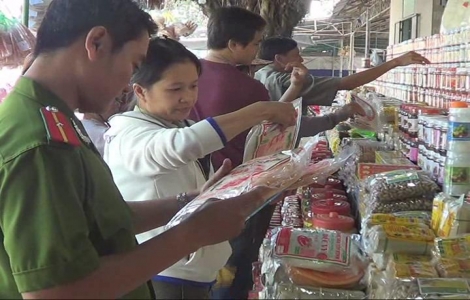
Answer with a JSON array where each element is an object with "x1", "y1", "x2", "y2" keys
[{"x1": 389, "y1": 0, "x2": 444, "y2": 45}]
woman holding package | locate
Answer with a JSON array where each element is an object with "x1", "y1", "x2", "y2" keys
[{"x1": 103, "y1": 37, "x2": 300, "y2": 299}]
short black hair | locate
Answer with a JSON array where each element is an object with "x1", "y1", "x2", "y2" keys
[
  {"x1": 207, "y1": 7, "x2": 266, "y2": 50},
  {"x1": 131, "y1": 37, "x2": 201, "y2": 88},
  {"x1": 258, "y1": 37, "x2": 298, "y2": 61},
  {"x1": 34, "y1": 0, "x2": 157, "y2": 56}
]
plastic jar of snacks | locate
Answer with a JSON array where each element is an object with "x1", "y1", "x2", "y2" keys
[
  {"x1": 444, "y1": 151, "x2": 470, "y2": 196},
  {"x1": 448, "y1": 101, "x2": 470, "y2": 153}
]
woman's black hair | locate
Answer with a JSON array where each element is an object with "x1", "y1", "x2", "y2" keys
[{"x1": 131, "y1": 37, "x2": 202, "y2": 88}]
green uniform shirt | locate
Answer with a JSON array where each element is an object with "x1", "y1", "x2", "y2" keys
[{"x1": 0, "y1": 78, "x2": 151, "y2": 299}]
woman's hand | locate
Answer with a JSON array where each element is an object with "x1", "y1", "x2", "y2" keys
[
  {"x1": 200, "y1": 159, "x2": 233, "y2": 193},
  {"x1": 261, "y1": 102, "x2": 297, "y2": 129}
]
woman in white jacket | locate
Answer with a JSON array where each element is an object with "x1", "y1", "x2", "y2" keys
[{"x1": 103, "y1": 37, "x2": 297, "y2": 299}]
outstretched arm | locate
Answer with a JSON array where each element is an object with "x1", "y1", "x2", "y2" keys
[{"x1": 338, "y1": 51, "x2": 430, "y2": 90}]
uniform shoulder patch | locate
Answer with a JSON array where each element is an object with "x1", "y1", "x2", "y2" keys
[{"x1": 40, "y1": 106, "x2": 81, "y2": 147}]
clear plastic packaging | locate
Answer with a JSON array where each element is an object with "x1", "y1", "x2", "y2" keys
[
  {"x1": 0, "y1": 9, "x2": 36, "y2": 68},
  {"x1": 269, "y1": 227, "x2": 367, "y2": 275},
  {"x1": 437, "y1": 195, "x2": 470, "y2": 237},
  {"x1": 364, "y1": 170, "x2": 439, "y2": 204},
  {"x1": 244, "y1": 98, "x2": 302, "y2": 162},
  {"x1": 266, "y1": 283, "x2": 366, "y2": 299},
  {"x1": 286, "y1": 143, "x2": 354, "y2": 191},
  {"x1": 166, "y1": 139, "x2": 316, "y2": 228},
  {"x1": 363, "y1": 223, "x2": 435, "y2": 255},
  {"x1": 364, "y1": 196, "x2": 433, "y2": 215},
  {"x1": 431, "y1": 193, "x2": 454, "y2": 234},
  {"x1": 434, "y1": 234, "x2": 470, "y2": 259},
  {"x1": 435, "y1": 258, "x2": 470, "y2": 278}
]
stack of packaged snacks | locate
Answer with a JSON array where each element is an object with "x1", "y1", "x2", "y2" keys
[{"x1": 260, "y1": 228, "x2": 367, "y2": 299}]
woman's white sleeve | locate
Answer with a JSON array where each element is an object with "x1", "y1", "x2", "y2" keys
[{"x1": 115, "y1": 119, "x2": 225, "y2": 175}]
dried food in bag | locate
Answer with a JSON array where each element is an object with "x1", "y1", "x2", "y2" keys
[
  {"x1": 365, "y1": 170, "x2": 439, "y2": 204},
  {"x1": 365, "y1": 196, "x2": 433, "y2": 215}
]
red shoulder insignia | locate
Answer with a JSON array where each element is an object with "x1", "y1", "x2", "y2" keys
[{"x1": 40, "y1": 106, "x2": 81, "y2": 147}]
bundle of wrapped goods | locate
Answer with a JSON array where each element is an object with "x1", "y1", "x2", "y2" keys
[
  {"x1": 0, "y1": 11, "x2": 36, "y2": 68},
  {"x1": 260, "y1": 228, "x2": 367, "y2": 299},
  {"x1": 269, "y1": 201, "x2": 283, "y2": 228},
  {"x1": 361, "y1": 170, "x2": 438, "y2": 216},
  {"x1": 281, "y1": 195, "x2": 303, "y2": 228},
  {"x1": 365, "y1": 192, "x2": 470, "y2": 298},
  {"x1": 338, "y1": 139, "x2": 393, "y2": 190}
]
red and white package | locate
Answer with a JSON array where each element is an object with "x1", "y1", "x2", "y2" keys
[{"x1": 243, "y1": 98, "x2": 303, "y2": 162}]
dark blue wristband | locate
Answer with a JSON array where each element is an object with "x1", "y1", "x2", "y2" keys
[{"x1": 206, "y1": 117, "x2": 227, "y2": 146}]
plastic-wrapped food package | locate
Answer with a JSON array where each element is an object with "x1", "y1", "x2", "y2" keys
[
  {"x1": 432, "y1": 193, "x2": 454, "y2": 234},
  {"x1": 268, "y1": 284, "x2": 366, "y2": 299},
  {"x1": 285, "y1": 266, "x2": 364, "y2": 290},
  {"x1": 364, "y1": 196, "x2": 433, "y2": 216},
  {"x1": 281, "y1": 195, "x2": 303, "y2": 228},
  {"x1": 437, "y1": 195, "x2": 470, "y2": 238},
  {"x1": 339, "y1": 139, "x2": 391, "y2": 190},
  {"x1": 244, "y1": 98, "x2": 302, "y2": 162},
  {"x1": 286, "y1": 144, "x2": 354, "y2": 191},
  {"x1": 350, "y1": 92, "x2": 377, "y2": 128},
  {"x1": 166, "y1": 144, "x2": 312, "y2": 229},
  {"x1": 364, "y1": 170, "x2": 439, "y2": 204},
  {"x1": 367, "y1": 93, "x2": 402, "y2": 131},
  {"x1": 362, "y1": 213, "x2": 432, "y2": 256},
  {"x1": 415, "y1": 278, "x2": 470, "y2": 299},
  {"x1": 0, "y1": 11, "x2": 36, "y2": 68},
  {"x1": 367, "y1": 266, "x2": 389, "y2": 299},
  {"x1": 363, "y1": 223, "x2": 435, "y2": 255},
  {"x1": 434, "y1": 234, "x2": 470, "y2": 259},
  {"x1": 435, "y1": 258, "x2": 470, "y2": 278},
  {"x1": 382, "y1": 254, "x2": 465, "y2": 299},
  {"x1": 269, "y1": 228, "x2": 366, "y2": 276},
  {"x1": 363, "y1": 212, "x2": 431, "y2": 230}
]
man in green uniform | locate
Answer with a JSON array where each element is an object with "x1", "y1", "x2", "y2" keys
[{"x1": 0, "y1": 1, "x2": 269, "y2": 299}]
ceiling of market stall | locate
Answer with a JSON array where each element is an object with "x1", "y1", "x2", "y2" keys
[
  {"x1": 178, "y1": 0, "x2": 391, "y2": 56},
  {"x1": 294, "y1": 0, "x2": 390, "y2": 55}
]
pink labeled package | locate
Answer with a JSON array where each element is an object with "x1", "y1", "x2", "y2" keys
[{"x1": 243, "y1": 98, "x2": 303, "y2": 162}]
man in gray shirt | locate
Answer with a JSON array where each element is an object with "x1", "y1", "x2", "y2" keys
[{"x1": 255, "y1": 37, "x2": 430, "y2": 109}]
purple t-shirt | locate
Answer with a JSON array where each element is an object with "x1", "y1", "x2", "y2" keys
[{"x1": 190, "y1": 59, "x2": 270, "y2": 170}]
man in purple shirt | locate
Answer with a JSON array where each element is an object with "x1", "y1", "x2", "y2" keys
[
  {"x1": 189, "y1": 7, "x2": 296, "y2": 299},
  {"x1": 189, "y1": 8, "x2": 269, "y2": 170}
]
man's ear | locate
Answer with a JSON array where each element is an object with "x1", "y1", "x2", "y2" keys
[
  {"x1": 227, "y1": 39, "x2": 239, "y2": 52},
  {"x1": 84, "y1": 26, "x2": 110, "y2": 61},
  {"x1": 133, "y1": 84, "x2": 147, "y2": 104}
]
